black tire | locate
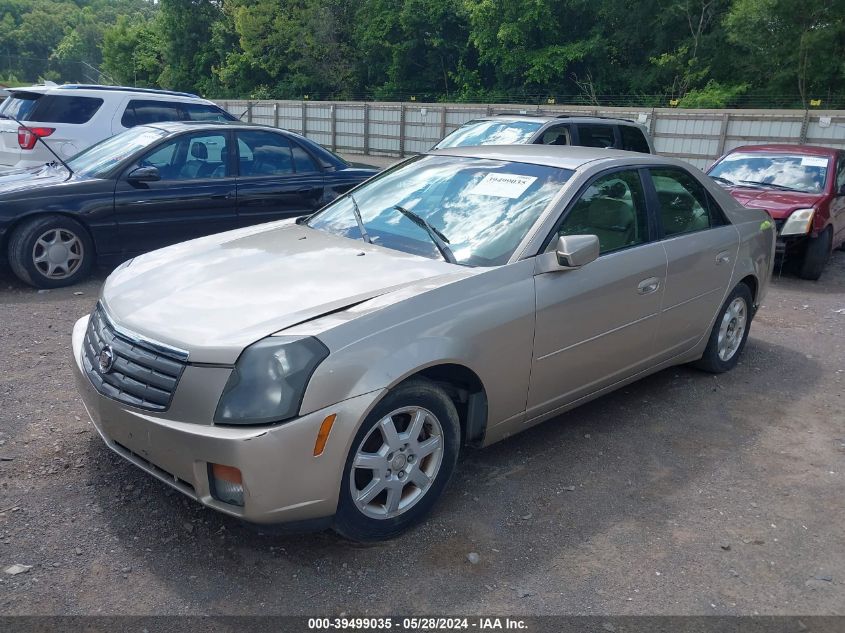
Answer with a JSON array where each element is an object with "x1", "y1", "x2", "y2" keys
[
  {"x1": 694, "y1": 282, "x2": 753, "y2": 374},
  {"x1": 8, "y1": 215, "x2": 94, "y2": 289},
  {"x1": 333, "y1": 378, "x2": 461, "y2": 542},
  {"x1": 798, "y1": 227, "x2": 832, "y2": 281}
]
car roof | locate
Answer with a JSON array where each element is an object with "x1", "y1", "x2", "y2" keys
[
  {"x1": 429, "y1": 144, "x2": 667, "y2": 170},
  {"x1": 728, "y1": 144, "x2": 839, "y2": 157},
  {"x1": 481, "y1": 114, "x2": 639, "y2": 125},
  {"x1": 8, "y1": 84, "x2": 210, "y2": 102}
]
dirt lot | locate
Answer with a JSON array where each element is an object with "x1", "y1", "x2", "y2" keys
[{"x1": 0, "y1": 253, "x2": 843, "y2": 616}]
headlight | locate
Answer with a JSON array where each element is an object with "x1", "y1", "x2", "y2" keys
[
  {"x1": 214, "y1": 336, "x2": 329, "y2": 425},
  {"x1": 780, "y1": 208, "x2": 815, "y2": 236}
]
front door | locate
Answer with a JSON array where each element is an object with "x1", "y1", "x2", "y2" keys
[
  {"x1": 527, "y1": 168, "x2": 667, "y2": 420},
  {"x1": 832, "y1": 152, "x2": 845, "y2": 247},
  {"x1": 235, "y1": 130, "x2": 325, "y2": 226},
  {"x1": 114, "y1": 130, "x2": 238, "y2": 254}
]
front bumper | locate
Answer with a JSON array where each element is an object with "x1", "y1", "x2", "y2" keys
[{"x1": 72, "y1": 315, "x2": 384, "y2": 524}]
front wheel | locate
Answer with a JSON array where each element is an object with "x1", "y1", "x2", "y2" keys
[
  {"x1": 798, "y1": 227, "x2": 832, "y2": 281},
  {"x1": 8, "y1": 215, "x2": 94, "y2": 288},
  {"x1": 333, "y1": 379, "x2": 460, "y2": 541},
  {"x1": 694, "y1": 282, "x2": 753, "y2": 374}
]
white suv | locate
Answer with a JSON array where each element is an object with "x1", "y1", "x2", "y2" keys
[{"x1": 0, "y1": 84, "x2": 236, "y2": 170}]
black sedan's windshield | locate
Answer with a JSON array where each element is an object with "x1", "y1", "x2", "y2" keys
[
  {"x1": 307, "y1": 155, "x2": 573, "y2": 267},
  {"x1": 68, "y1": 126, "x2": 169, "y2": 178}
]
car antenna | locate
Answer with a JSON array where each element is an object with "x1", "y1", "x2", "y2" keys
[{"x1": 2, "y1": 111, "x2": 74, "y2": 181}]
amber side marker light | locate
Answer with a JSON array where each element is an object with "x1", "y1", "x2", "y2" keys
[
  {"x1": 209, "y1": 463, "x2": 244, "y2": 507},
  {"x1": 314, "y1": 414, "x2": 337, "y2": 456}
]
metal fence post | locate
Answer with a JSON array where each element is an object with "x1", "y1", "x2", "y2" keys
[
  {"x1": 799, "y1": 109, "x2": 810, "y2": 145},
  {"x1": 301, "y1": 101, "x2": 308, "y2": 136},
  {"x1": 648, "y1": 108, "x2": 657, "y2": 136},
  {"x1": 717, "y1": 113, "x2": 730, "y2": 155},
  {"x1": 363, "y1": 103, "x2": 370, "y2": 155},
  {"x1": 247, "y1": 102, "x2": 253, "y2": 123},
  {"x1": 330, "y1": 105, "x2": 337, "y2": 152},
  {"x1": 273, "y1": 103, "x2": 279, "y2": 128},
  {"x1": 399, "y1": 103, "x2": 406, "y2": 157},
  {"x1": 440, "y1": 107, "x2": 447, "y2": 141}
]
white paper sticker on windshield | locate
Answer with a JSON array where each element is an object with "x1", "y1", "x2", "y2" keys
[
  {"x1": 801, "y1": 156, "x2": 828, "y2": 167},
  {"x1": 469, "y1": 173, "x2": 537, "y2": 198}
]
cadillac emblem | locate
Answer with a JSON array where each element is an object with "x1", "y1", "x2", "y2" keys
[{"x1": 98, "y1": 345, "x2": 115, "y2": 374}]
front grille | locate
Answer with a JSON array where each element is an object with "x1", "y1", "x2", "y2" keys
[{"x1": 82, "y1": 306, "x2": 187, "y2": 411}]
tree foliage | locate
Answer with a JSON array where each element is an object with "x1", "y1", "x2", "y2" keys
[{"x1": 1, "y1": 0, "x2": 844, "y2": 107}]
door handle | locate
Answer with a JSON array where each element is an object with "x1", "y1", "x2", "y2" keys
[
  {"x1": 210, "y1": 193, "x2": 235, "y2": 200},
  {"x1": 716, "y1": 250, "x2": 731, "y2": 265},
  {"x1": 637, "y1": 277, "x2": 660, "y2": 295}
]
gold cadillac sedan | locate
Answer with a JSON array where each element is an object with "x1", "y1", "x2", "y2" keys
[{"x1": 72, "y1": 145, "x2": 775, "y2": 541}]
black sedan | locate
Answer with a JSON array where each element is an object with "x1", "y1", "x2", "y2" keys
[{"x1": 0, "y1": 121, "x2": 379, "y2": 288}]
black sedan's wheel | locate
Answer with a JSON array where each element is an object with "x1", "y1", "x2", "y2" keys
[
  {"x1": 8, "y1": 215, "x2": 94, "y2": 288},
  {"x1": 799, "y1": 227, "x2": 832, "y2": 281},
  {"x1": 694, "y1": 282, "x2": 753, "y2": 374},
  {"x1": 333, "y1": 378, "x2": 460, "y2": 541}
]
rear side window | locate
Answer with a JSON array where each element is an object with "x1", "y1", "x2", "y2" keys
[
  {"x1": 577, "y1": 124, "x2": 616, "y2": 149},
  {"x1": 650, "y1": 168, "x2": 723, "y2": 237},
  {"x1": 1, "y1": 93, "x2": 103, "y2": 124},
  {"x1": 121, "y1": 100, "x2": 181, "y2": 127},
  {"x1": 620, "y1": 125, "x2": 651, "y2": 153},
  {"x1": 183, "y1": 103, "x2": 236, "y2": 122},
  {"x1": 237, "y1": 130, "x2": 294, "y2": 176},
  {"x1": 291, "y1": 142, "x2": 318, "y2": 172}
]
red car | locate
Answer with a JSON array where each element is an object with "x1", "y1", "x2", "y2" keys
[{"x1": 707, "y1": 144, "x2": 845, "y2": 279}]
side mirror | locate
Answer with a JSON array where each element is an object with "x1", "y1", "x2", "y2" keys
[
  {"x1": 535, "y1": 235, "x2": 600, "y2": 274},
  {"x1": 126, "y1": 165, "x2": 160, "y2": 183},
  {"x1": 555, "y1": 235, "x2": 600, "y2": 269}
]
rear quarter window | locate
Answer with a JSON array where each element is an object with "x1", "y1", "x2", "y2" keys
[
  {"x1": 3, "y1": 93, "x2": 103, "y2": 124},
  {"x1": 620, "y1": 125, "x2": 651, "y2": 153}
]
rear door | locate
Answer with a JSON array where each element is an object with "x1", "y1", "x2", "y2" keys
[
  {"x1": 646, "y1": 167, "x2": 739, "y2": 358},
  {"x1": 234, "y1": 129, "x2": 325, "y2": 226},
  {"x1": 113, "y1": 130, "x2": 238, "y2": 254}
]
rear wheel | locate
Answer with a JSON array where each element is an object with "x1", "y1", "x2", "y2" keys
[
  {"x1": 694, "y1": 282, "x2": 752, "y2": 374},
  {"x1": 8, "y1": 215, "x2": 93, "y2": 288},
  {"x1": 333, "y1": 379, "x2": 460, "y2": 541},
  {"x1": 798, "y1": 227, "x2": 832, "y2": 281}
]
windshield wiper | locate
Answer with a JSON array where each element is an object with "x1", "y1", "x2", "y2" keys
[
  {"x1": 738, "y1": 180, "x2": 803, "y2": 193},
  {"x1": 393, "y1": 205, "x2": 457, "y2": 264},
  {"x1": 710, "y1": 175, "x2": 735, "y2": 186},
  {"x1": 349, "y1": 194, "x2": 372, "y2": 244}
]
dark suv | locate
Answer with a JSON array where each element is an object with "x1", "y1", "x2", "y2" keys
[{"x1": 433, "y1": 114, "x2": 655, "y2": 153}]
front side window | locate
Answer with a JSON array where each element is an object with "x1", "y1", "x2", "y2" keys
[
  {"x1": 577, "y1": 124, "x2": 616, "y2": 149},
  {"x1": 237, "y1": 131, "x2": 294, "y2": 176},
  {"x1": 539, "y1": 125, "x2": 571, "y2": 146},
  {"x1": 307, "y1": 155, "x2": 573, "y2": 267},
  {"x1": 0, "y1": 93, "x2": 102, "y2": 124},
  {"x1": 434, "y1": 120, "x2": 544, "y2": 148},
  {"x1": 551, "y1": 169, "x2": 649, "y2": 255},
  {"x1": 651, "y1": 168, "x2": 716, "y2": 237},
  {"x1": 182, "y1": 103, "x2": 236, "y2": 122},
  {"x1": 137, "y1": 132, "x2": 229, "y2": 180},
  {"x1": 708, "y1": 152, "x2": 829, "y2": 194},
  {"x1": 620, "y1": 126, "x2": 651, "y2": 153}
]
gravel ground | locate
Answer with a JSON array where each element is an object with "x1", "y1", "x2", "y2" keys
[{"x1": 0, "y1": 252, "x2": 843, "y2": 616}]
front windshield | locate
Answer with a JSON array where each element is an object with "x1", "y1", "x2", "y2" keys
[
  {"x1": 67, "y1": 126, "x2": 169, "y2": 178},
  {"x1": 307, "y1": 155, "x2": 573, "y2": 267},
  {"x1": 434, "y1": 120, "x2": 543, "y2": 149},
  {"x1": 709, "y1": 153, "x2": 830, "y2": 194}
]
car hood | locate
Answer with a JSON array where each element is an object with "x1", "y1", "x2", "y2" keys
[
  {"x1": 725, "y1": 187, "x2": 825, "y2": 219},
  {"x1": 0, "y1": 163, "x2": 75, "y2": 194},
  {"x1": 101, "y1": 221, "x2": 470, "y2": 363}
]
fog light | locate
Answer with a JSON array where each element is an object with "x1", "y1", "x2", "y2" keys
[{"x1": 209, "y1": 463, "x2": 244, "y2": 507}]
